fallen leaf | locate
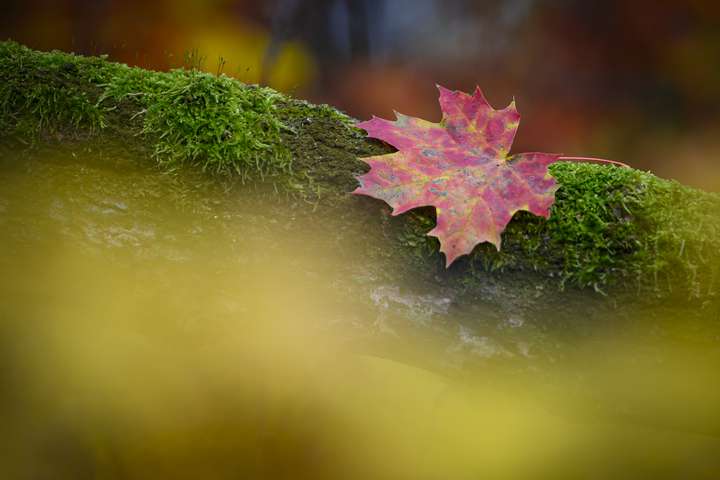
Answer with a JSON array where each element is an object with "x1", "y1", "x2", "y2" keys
[{"x1": 354, "y1": 85, "x2": 561, "y2": 266}]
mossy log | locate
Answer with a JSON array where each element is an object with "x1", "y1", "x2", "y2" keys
[{"x1": 2, "y1": 41, "x2": 719, "y2": 300}]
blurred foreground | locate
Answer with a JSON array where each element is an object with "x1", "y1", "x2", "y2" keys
[{"x1": 1, "y1": 144, "x2": 719, "y2": 478}]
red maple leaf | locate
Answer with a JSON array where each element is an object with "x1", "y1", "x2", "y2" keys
[{"x1": 353, "y1": 85, "x2": 561, "y2": 267}]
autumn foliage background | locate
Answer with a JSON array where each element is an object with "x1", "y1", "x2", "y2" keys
[{"x1": 3, "y1": 0, "x2": 719, "y2": 191}]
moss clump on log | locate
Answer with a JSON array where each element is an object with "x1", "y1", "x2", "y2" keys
[
  {"x1": 0, "y1": 41, "x2": 291, "y2": 178},
  {"x1": 1, "y1": 40, "x2": 719, "y2": 299}
]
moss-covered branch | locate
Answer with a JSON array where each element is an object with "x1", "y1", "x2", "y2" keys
[{"x1": 2, "y1": 41, "x2": 719, "y2": 299}]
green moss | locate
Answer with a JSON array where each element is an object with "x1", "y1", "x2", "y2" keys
[
  {"x1": 0, "y1": 42, "x2": 105, "y2": 137},
  {"x1": 396, "y1": 162, "x2": 720, "y2": 297},
  {"x1": 0, "y1": 41, "x2": 290, "y2": 179},
  {"x1": 2, "y1": 41, "x2": 719, "y2": 298}
]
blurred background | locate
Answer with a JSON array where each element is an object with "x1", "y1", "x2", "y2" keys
[{"x1": 2, "y1": 0, "x2": 719, "y2": 190}]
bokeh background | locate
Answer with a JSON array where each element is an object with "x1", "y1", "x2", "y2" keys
[{"x1": 2, "y1": 0, "x2": 719, "y2": 190}]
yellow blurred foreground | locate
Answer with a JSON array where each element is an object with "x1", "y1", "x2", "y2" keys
[{"x1": 1, "y1": 145, "x2": 719, "y2": 479}]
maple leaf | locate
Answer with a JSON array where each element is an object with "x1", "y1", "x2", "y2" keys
[{"x1": 353, "y1": 85, "x2": 561, "y2": 267}]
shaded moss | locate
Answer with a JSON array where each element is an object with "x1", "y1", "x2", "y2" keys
[
  {"x1": 274, "y1": 97, "x2": 386, "y2": 196},
  {"x1": 2, "y1": 41, "x2": 719, "y2": 298}
]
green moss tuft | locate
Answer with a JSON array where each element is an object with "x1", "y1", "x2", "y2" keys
[
  {"x1": 396, "y1": 162, "x2": 720, "y2": 297},
  {"x1": 0, "y1": 41, "x2": 105, "y2": 137},
  {"x1": 0, "y1": 41, "x2": 290, "y2": 179}
]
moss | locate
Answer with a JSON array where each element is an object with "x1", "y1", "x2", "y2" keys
[
  {"x1": 2, "y1": 41, "x2": 719, "y2": 299},
  {"x1": 0, "y1": 41, "x2": 290, "y2": 179},
  {"x1": 0, "y1": 43, "x2": 105, "y2": 138},
  {"x1": 274, "y1": 97, "x2": 388, "y2": 197},
  {"x1": 396, "y1": 163, "x2": 720, "y2": 298}
]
